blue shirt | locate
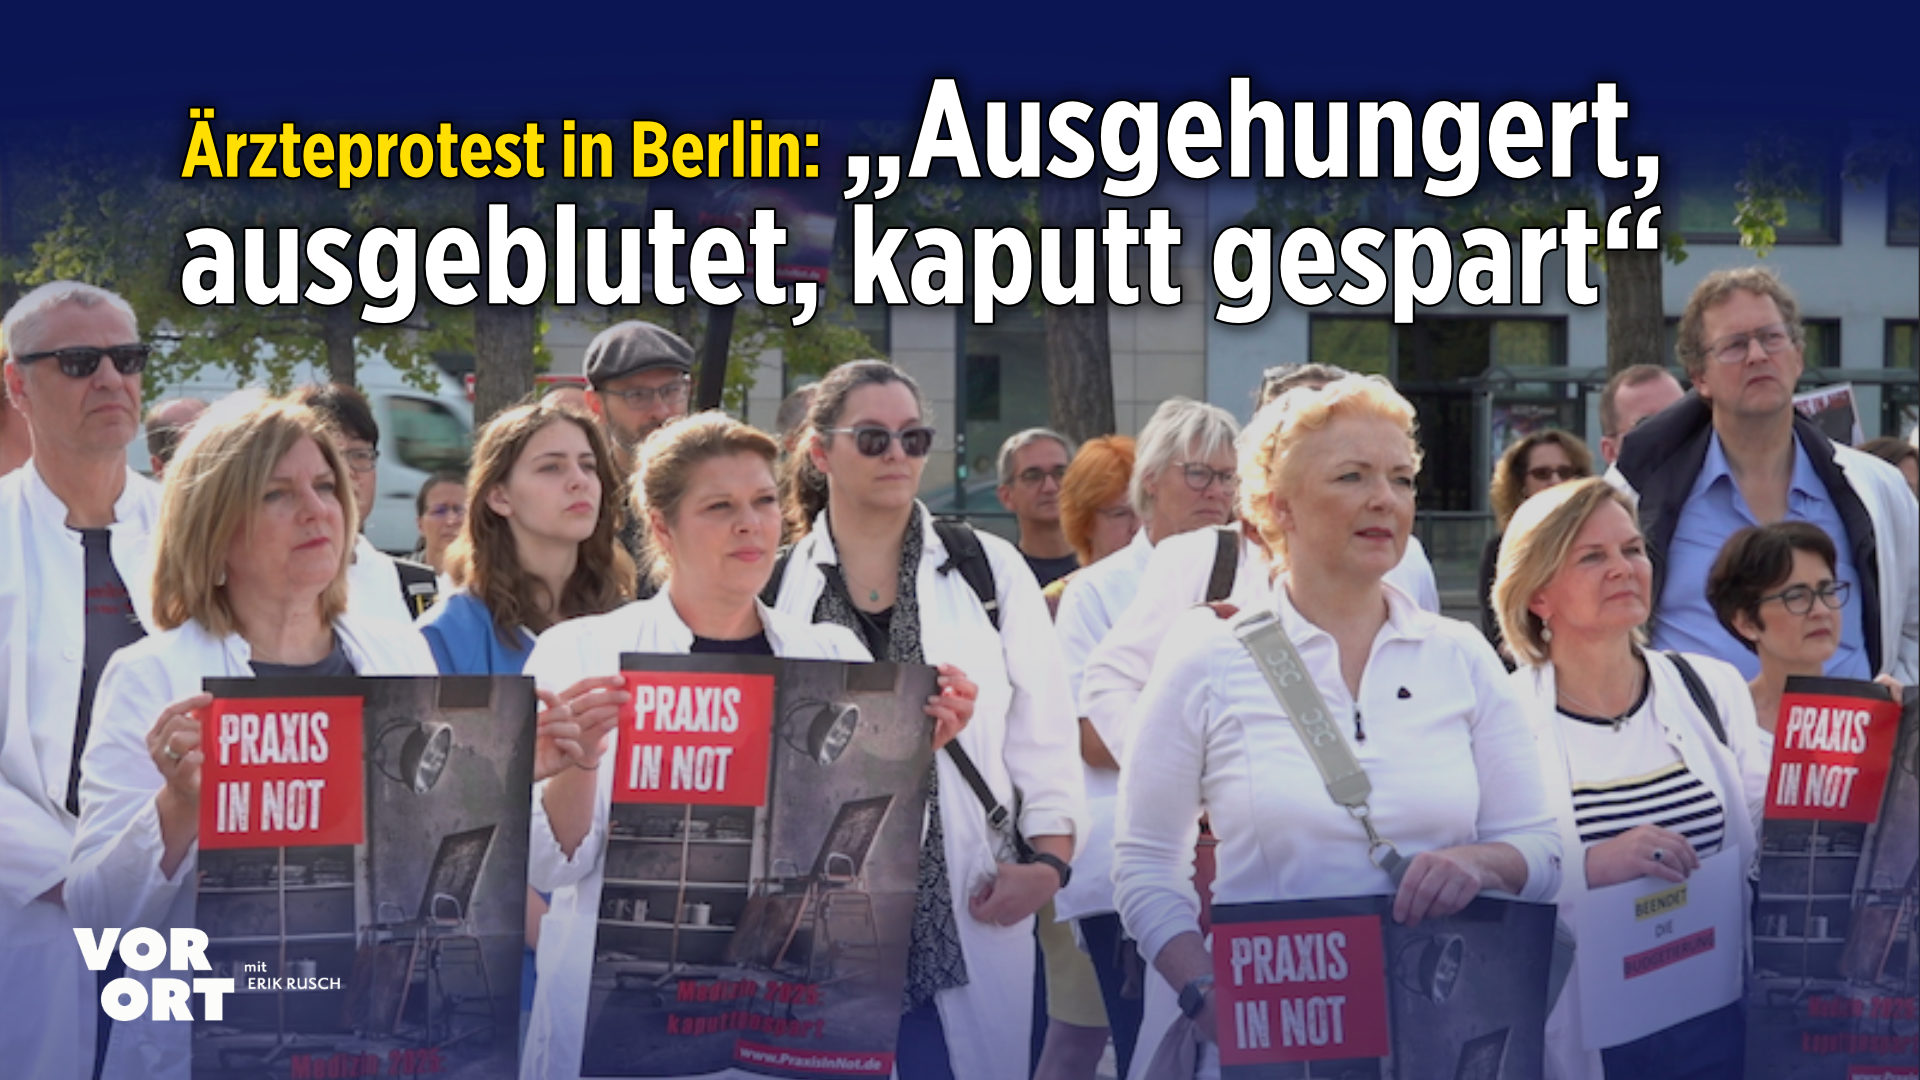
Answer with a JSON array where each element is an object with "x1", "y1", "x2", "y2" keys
[
  {"x1": 415, "y1": 589, "x2": 535, "y2": 676},
  {"x1": 1652, "y1": 430, "x2": 1868, "y2": 680}
]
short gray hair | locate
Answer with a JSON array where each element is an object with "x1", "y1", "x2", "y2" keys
[
  {"x1": 996, "y1": 427, "x2": 1074, "y2": 485},
  {"x1": 1, "y1": 280, "x2": 139, "y2": 360},
  {"x1": 1130, "y1": 398, "x2": 1240, "y2": 517}
]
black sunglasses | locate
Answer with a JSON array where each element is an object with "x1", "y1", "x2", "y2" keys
[
  {"x1": 821, "y1": 425, "x2": 936, "y2": 458},
  {"x1": 16, "y1": 344, "x2": 150, "y2": 379}
]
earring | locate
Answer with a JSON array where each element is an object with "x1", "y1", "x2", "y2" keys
[
  {"x1": 1540, "y1": 620, "x2": 1552, "y2": 643},
  {"x1": 215, "y1": 566, "x2": 227, "y2": 587}
]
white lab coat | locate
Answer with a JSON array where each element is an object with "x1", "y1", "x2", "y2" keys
[
  {"x1": 1080, "y1": 528, "x2": 1439, "y2": 764},
  {"x1": 0, "y1": 461, "x2": 160, "y2": 1080},
  {"x1": 347, "y1": 534, "x2": 415, "y2": 625},
  {"x1": 518, "y1": 593, "x2": 868, "y2": 1080},
  {"x1": 1510, "y1": 653, "x2": 1768, "y2": 1080},
  {"x1": 1050, "y1": 528, "x2": 1154, "y2": 922},
  {"x1": 766, "y1": 507, "x2": 1086, "y2": 1080},
  {"x1": 67, "y1": 615, "x2": 436, "y2": 1080}
]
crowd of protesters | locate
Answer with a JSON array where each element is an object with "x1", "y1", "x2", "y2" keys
[{"x1": 1, "y1": 265, "x2": 1915, "y2": 1080}]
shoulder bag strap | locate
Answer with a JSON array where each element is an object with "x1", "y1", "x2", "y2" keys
[
  {"x1": 1663, "y1": 651, "x2": 1729, "y2": 746},
  {"x1": 1204, "y1": 527, "x2": 1238, "y2": 603},
  {"x1": 1227, "y1": 607, "x2": 1405, "y2": 882}
]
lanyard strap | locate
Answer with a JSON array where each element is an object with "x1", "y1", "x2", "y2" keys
[{"x1": 1229, "y1": 608, "x2": 1406, "y2": 882}]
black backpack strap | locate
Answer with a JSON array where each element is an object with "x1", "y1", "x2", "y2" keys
[
  {"x1": 1205, "y1": 526, "x2": 1238, "y2": 603},
  {"x1": 392, "y1": 558, "x2": 441, "y2": 619},
  {"x1": 943, "y1": 742, "x2": 1032, "y2": 862},
  {"x1": 1664, "y1": 651, "x2": 1728, "y2": 746},
  {"x1": 758, "y1": 545, "x2": 796, "y2": 608},
  {"x1": 931, "y1": 519, "x2": 1001, "y2": 631}
]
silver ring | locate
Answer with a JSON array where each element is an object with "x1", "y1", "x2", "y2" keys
[
  {"x1": 1651, "y1": 848, "x2": 1665, "y2": 863},
  {"x1": 164, "y1": 738, "x2": 183, "y2": 764}
]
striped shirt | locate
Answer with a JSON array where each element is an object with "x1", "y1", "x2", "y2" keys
[
  {"x1": 1570, "y1": 760, "x2": 1726, "y2": 854},
  {"x1": 1561, "y1": 691, "x2": 1727, "y2": 856}
]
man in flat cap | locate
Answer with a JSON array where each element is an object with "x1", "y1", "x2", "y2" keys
[
  {"x1": 584, "y1": 320, "x2": 694, "y2": 464},
  {"x1": 582, "y1": 320, "x2": 694, "y2": 595}
]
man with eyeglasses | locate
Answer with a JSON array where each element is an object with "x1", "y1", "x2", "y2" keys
[
  {"x1": 995, "y1": 428, "x2": 1079, "y2": 587},
  {"x1": 1608, "y1": 267, "x2": 1918, "y2": 684},
  {"x1": 0, "y1": 280, "x2": 163, "y2": 1080},
  {"x1": 294, "y1": 383, "x2": 441, "y2": 621},
  {"x1": 582, "y1": 320, "x2": 695, "y2": 594}
]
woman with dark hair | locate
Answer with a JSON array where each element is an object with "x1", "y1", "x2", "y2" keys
[
  {"x1": 412, "y1": 471, "x2": 467, "y2": 575},
  {"x1": 1706, "y1": 521, "x2": 1902, "y2": 732},
  {"x1": 768, "y1": 360, "x2": 1084, "y2": 1080},
  {"x1": 415, "y1": 397, "x2": 634, "y2": 675},
  {"x1": 1478, "y1": 429, "x2": 1595, "y2": 654},
  {"x1": 520, "y1": 410, "x2": 977, "y2": 1080}
]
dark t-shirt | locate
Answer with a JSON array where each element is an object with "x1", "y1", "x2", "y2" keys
[
  {"x1": 72, "y1": 528, "x2": 147, "y2": 814},
  {"x1": 1023, "y1": 550, "x2": 1080, "y2": 589},
  {"x1": 690, "y1": 632, "x2": 774, "y2": 656},
  {"x1": 251, "y1": 640, "x2": 357, "y2": 679}
]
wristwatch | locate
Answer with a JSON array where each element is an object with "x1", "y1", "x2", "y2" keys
[
  {"x1": 1179, "y1": 975, "x2": 1215, "y2": 1019},
  {"x1": 1021, "y1": 851, "x2": 1072, "y2": 889}
]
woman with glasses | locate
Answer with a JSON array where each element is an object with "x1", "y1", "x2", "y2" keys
[
  {"x1": 768, "y1": 360, "x2": 1084, "y2": 1080},
  {"x1": 412, "y1": 471, "x2": 467, "y2": 575},
  {"x1": 1705, "y1": 522, "x2": 1902, "y2": 735},
  {"x1": 1494, "y1": 478, "x2": 1769, "y2": 1080},
  {"x1": 520, "y1": 410, "x2": 977, "y2": 1080},
  {"x1": 1479, "y1": 429, "x2": 1595, "y2": 658}
]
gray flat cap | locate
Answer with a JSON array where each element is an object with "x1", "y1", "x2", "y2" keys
[{"x1": 584, "y1": 321, "x2": 693, "y2": 386}]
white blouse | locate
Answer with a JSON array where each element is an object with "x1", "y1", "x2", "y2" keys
[{"x1": 1112, "y1": 577, "x2": 1562, "y2": 965}]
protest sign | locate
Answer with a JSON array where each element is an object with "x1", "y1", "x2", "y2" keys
[
  {"x1": 1748, "y1": 681, "x2": 1918, "y2": 1078},
  {"x1": 1210, "y1": 894, "x2": 1554, "y2": 1079},
  {"x1": 192, "y1": 676, "x2": 535, "y2": 1080},
  {"x1": 580, "y1": 655, "x2": 935, "y2": 1079},
  {"x1": 1575, "y1": 848, "x2": 1744, "y2": 1048}
]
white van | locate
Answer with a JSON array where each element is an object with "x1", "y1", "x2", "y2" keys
[{"x1": 132, "y1": 356, "x2": 474, "y2": 555}]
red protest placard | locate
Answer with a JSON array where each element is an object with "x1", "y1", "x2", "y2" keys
[
  {"x1": 198, "y1": 696, "x2": 364, "y2": 850},
  {"x1": 1766, "y1": 679, "x2": 1902, "y2": 823},
  {"x1": 615, "y1": 670, "x2": 774, "y2": 806},
  {"x1": 1212, "y1": 914, "x2": 1390, "y2": 1065}
]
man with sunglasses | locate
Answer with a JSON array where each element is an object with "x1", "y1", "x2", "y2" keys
[
  {"x1": 1609, "y1": 267, "x2": 1918, "y2": 684},
  {"x1": 0, "y1": 280, "x2": 163, "y2": 1080},
  {"x1": 995, "y1": 428, "x2": 1079, "y2": 588},
  {"x1": 582, "y1": 320, "x2": 694, "y2": 594}
]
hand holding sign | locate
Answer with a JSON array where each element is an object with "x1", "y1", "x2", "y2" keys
[
  {"x1": 927, "y1": 664, "x2": 975, "y2": 751},
  {"x1": 1392, "y1": 845, "x2": 1494, "y2": 927},
  {"x1": 1585, "y1": 824, "x2": 1698, "y2": 888},
  {"x1": 534, "y1": 676, "x2": 629, "y2": 780},
  {"x1": 149, "y1": 691, "x2": 213, "y2": 876}
]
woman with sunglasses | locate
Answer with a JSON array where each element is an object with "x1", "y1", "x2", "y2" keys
[
  {"x1": 769, "y1": 360, "x2": 1083, "y2": 1080},
  {"x1": 1706, "y1": 522, "x2": 1903, "y2": 735},
  {"x1": 520, "y1": 411, "x2": 977, "y2": 1080},
  {"x1": 1479, "y1": 430, "x2": 1595, "y2": 657}
]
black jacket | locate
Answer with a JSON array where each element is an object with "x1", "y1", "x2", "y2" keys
[{"x1": 1612, "y1": 392, "x2": 1884, "y2": 666}]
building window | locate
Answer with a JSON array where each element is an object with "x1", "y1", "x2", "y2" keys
[
  {"x1": 1887, "y1": 320, "x2": 1918, "y2": 436},
  {"x1": 1308, "y1": 318, "x2": 1392, "y2": 374},
  {"x1": 1668, "y1": 130, "x2": 1841, "y2": 245},
  {"x1": 1890, "y1": 161, "x2": 1919, "y2": 247}
]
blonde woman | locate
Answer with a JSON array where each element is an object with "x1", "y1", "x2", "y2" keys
[
  {"x1": 1494, "y1": 477, "x2": 1769, "y2": 1080},
  {"x1": 67, "y1": 393, "x2": 436, "y2": 1080},
  {"x1": 1114, "y1": 376, "x2": 1560, "y2": 1078}
]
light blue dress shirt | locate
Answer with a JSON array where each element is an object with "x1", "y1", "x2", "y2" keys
[{"x1": 1651, "y1": 431, "x2": 1867, "y2": 680}]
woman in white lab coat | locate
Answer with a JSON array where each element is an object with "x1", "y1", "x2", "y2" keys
[
  {"x1": 520, "y1": 411, "x2": 976, "y2": 1080},
  {"x1": 766, "y1": 361, "x2": 1085, "y2": 1080},
  {"x1": 67, "y1": 392, "x2": 436, "y2": 1080}
]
